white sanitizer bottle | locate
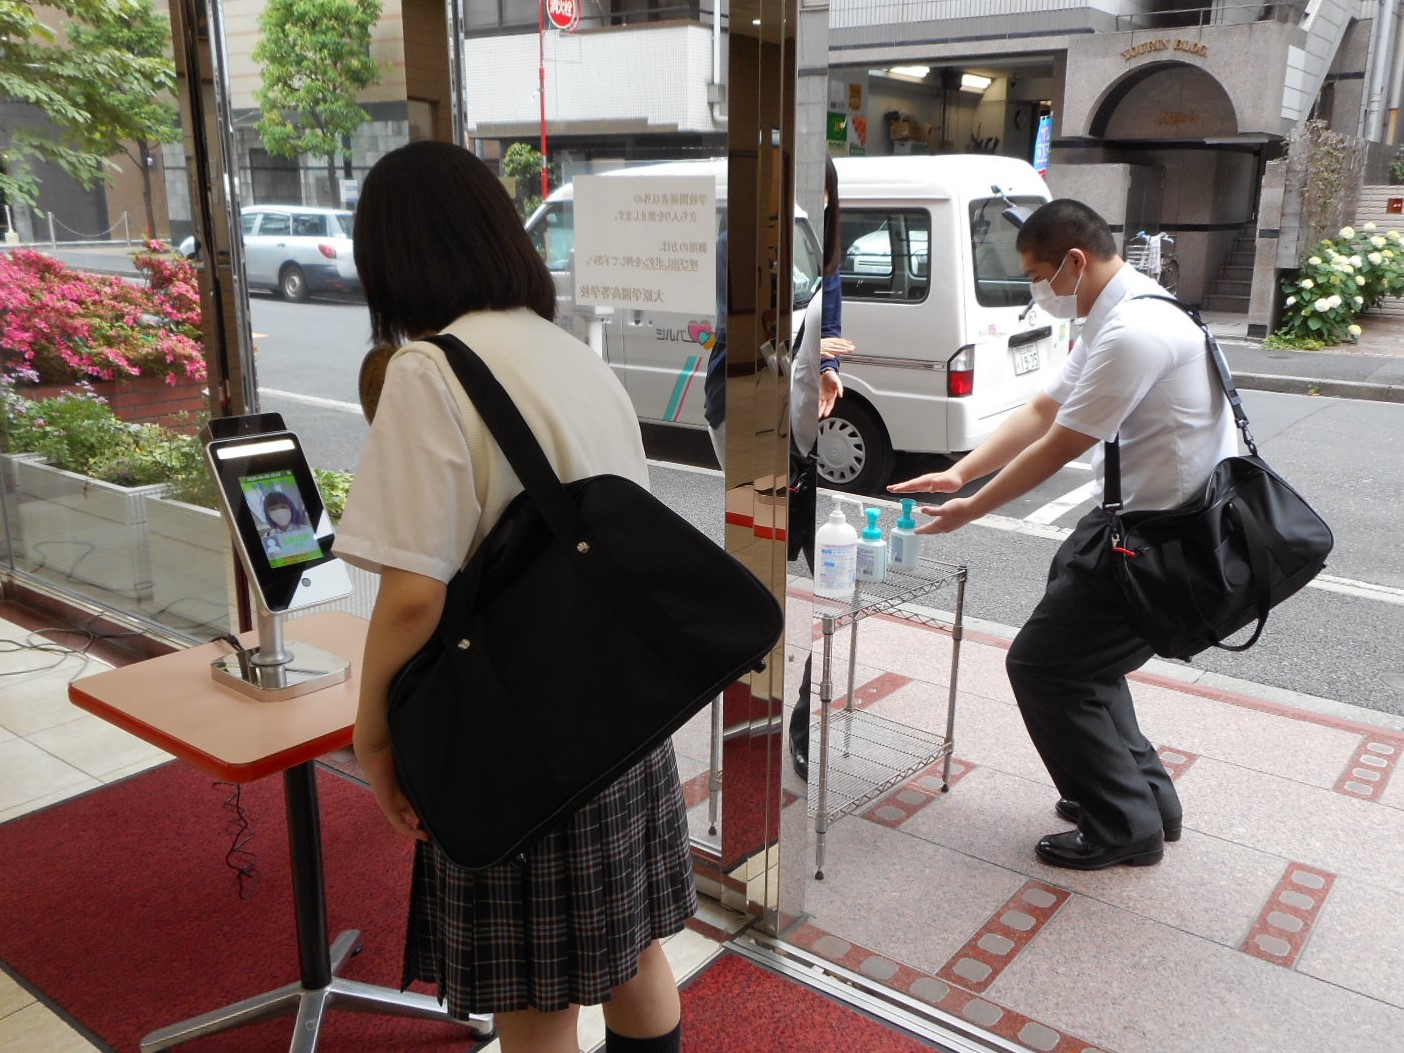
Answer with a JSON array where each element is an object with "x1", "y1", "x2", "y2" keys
[
  {"x1": 856, "y1": 507, "x2": 888, "y2": 583},
  {"x1": 814, "y1": 498, "x2": 859, "y2": 598},
  {"x1": 889, "y1": 498, "x2": 923, "y2": 573}
]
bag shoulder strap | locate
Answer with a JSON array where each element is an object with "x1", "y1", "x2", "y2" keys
[
  {"x1": 423, "y1": 332, "x2": 591, "y2": 547},
  {"x1": 1102, "y1": 294, "x2": 1257, "y2": 511}
]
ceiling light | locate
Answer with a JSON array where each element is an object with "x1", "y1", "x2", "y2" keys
[
  {"x1": 889, "y1": 65, "x2": 930, "y2": 80},
  {"x1": 961, "y1": 73, "x2": 993, "y2": 92}
]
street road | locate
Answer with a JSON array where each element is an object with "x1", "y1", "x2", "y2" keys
[{"x1": 249, "y1": 297, "x2": 1404, "y2": 717}]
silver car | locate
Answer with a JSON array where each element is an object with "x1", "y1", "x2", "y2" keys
[{"x1": 178, "y1": 205, "x2": 360, "y2": 301}]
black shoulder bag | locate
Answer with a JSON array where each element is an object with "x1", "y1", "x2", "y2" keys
[
  {"x1": 387, "y1": 334, "x2": 784, "y2": 869},
  {"x1": 1103, "y1": 297, "x2": 1333, "y2": 661}
]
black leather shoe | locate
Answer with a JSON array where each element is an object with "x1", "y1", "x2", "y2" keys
[
  {"x1": 1035, "y1": 828, "x2": 1164, "y2": 870},
  {"x1": 789, "y1": 723, "x2": 808, "y2": 782},
  {"x1": 1055, "y1": 797, "x2": 1182, "y2": 842}
]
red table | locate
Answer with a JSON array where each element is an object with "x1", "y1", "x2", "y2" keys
[{"x1": 68, "y1": 610, "x2": 494, "y2": 1052}]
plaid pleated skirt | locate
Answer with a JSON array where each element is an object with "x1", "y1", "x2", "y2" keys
[{"x1": 401, "y1": 740, "x2": 699, "y2": 1016}]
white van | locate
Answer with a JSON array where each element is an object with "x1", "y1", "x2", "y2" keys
[{"x1": 524, "y1": 155, "x2": 1067, "y2": 490}]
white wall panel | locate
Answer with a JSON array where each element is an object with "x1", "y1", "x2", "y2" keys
[{"x1": 463, "y1": 25, "x2": 724, "y2": 135}]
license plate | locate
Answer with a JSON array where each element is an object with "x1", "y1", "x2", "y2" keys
[{"x1": 1014, "y1": 347, "x2": 1041, "y2": 375}]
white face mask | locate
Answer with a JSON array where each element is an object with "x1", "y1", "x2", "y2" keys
[
  {"x1": 1030, "y1": 253, "x2": 1082, "y2": 319},
  {"x1": 269, "y1": 507, "x2": 294, "y2": 528}
]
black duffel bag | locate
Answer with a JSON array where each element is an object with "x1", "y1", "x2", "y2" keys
[
  {"x1": 388, "y1": 333, "x2": 784, "y2": 870},
  {"x1": 1103, "y1": 298, "x2": 1333, "y2": 661}
]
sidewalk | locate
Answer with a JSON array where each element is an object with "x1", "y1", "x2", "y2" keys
[{"x1": 669, "y1": 596, "x2": 1404, "y2": 1052}]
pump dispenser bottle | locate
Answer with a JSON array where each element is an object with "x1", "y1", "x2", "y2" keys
[
  {"x1": 815, "y1": 497, "x2": 859, "y2": 598},
  {"x1": 889, "y1": 498, "x2": 923, "y2": 573},
  {"x1": 856, "y1": 507, "x2": 888, "y2": 583}
]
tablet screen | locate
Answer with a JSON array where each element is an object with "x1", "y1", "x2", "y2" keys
[
  {"x1": 238, "y1": 469, "x2": 323, "y2": 569},
  {"x1": 205, "y1": 430, "x2": 350, "y2": 614}
]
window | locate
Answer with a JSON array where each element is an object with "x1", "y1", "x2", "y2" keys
[
  {"x1": 792, "y1": 219, "x2": 823, "y2": 308},
  {"x1": 969, "y1": 196, "x2": 1041, "y2": 308},
  {"x1": 292, "y1": 213, "x2": 326, "y2": 237},
  {"x1": 259, "y1": 212, "x2": 291, "y2": 236},
  {"x1": 839, "y1": 209, "x2": 930, "y2": 302},
  {"x1": 332, "y1": 212, "x2": 355, "y2": 237},
  {"x1": 241, "y1": 211, "x2": 259, "y2": 235}
]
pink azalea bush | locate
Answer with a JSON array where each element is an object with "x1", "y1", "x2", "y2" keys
[{"x1": 0, "y1": 243, "x2": 206, "y2": 386}]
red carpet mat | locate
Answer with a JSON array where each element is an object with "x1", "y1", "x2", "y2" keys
[
  {"x1": 1, "y1": 762, "x2": 948, "y2": 1051},
  {"x1": 680, "y1": 953, "x2": 947, "y2": 1052},
  {"x1": 0, "y1": 762, "x2": 474, "y2": 1051}
]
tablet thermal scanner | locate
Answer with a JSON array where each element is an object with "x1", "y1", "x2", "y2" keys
[{"x1": 203, "y1": 418, "x2": 352, "y2": 700}]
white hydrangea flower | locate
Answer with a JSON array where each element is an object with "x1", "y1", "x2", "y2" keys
[
  {"x1": 1348, "y1": 324, "x2": 1363, "y2": 336},
  {"x1": 1350, "y1": 255, "x2": 1363, "y2": 267},
  {"x1": 1338, "y1": 263, "x2": 1354, "y2": 274},
  {"x1": 1301, "y1": 278, "x2": 1314, "y2": 289},
  {"x1": 1314, "y1": 297, "x2": 1331, "y2": 312},
  {"x1": 1390, "y1": 231, "x2": 1402, "y2": 242},
  {"x1": 1357, "y1": 275, "x2": 1367, "y2": 286},
  {"x1": 1369, "y1": 251, "x2": 1384, "y2": 265},
  {"x1": 1354, "y1": 295, "x2": 1365, "y2": 306},
  {"x1": 1308, "y1": 256, "x2": 1323, "y2": 266},
  {"x1": 1341, "y1": 226, "x2": 1356, "y2": 239},
  {"x1": 1328, "y1": 295, "x2": 1343, "y2": 308},
  {"x1": 1365, "y1": 221, "x2": 1378, "y2": 231},
  {"x1": 1371, "y1": 236, "x2": 1387, "y2": 249},
  {"x1": 1286, "y1": 295, "x2": 1298, "y2": 305}
]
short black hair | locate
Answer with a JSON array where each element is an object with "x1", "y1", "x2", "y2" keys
[
  {"x1": 354, "y1": 140, "x2": 555, "y2": 344},
  {"x1": 1015, "y1": 199, "x2": 1118, "y2": 267},
  {"x1": 822, "y1": 156, "x2": 842, "y2": 277}
]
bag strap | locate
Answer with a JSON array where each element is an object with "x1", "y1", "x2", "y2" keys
[
  {"x1": 424, "y1": 332, "x2": 594, "y2": 549},
  {"x1": 1102, "y1": 293, "x2": 1258, "y2": 512}
]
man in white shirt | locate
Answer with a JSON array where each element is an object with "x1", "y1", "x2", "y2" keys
[{"x1": 889, "y1": 200, "x2": 1234, "y2": 870}]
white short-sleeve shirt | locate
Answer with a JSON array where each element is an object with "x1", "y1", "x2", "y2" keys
[
  {"x1": 334, "y1": 308, "x2": 649, "y2": 583},
  {"x1": 1047, "y1": 263, "x2": 1237, "y2": 511}
]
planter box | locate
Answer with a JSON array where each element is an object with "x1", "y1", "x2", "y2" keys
[
  {"x1": 140, "y1": 493, "x2": 239, "y2": 637},
  {"x1": 7, "y1": 457, "x2": 163, "y2": 606},
  {"x1": 20, "y1": 374, "x2": 208, "y2": 433}
]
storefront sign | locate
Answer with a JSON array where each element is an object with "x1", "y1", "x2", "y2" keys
[
  {"x1": 545, "y1": 0, "x2": 580, "y2": 32},
  {"x1": 1122, "y1": 38, "x2": 1209, "y2": 62},
  {"x1": 574, "y1": 175, "x2": 716, "y2": 316}
]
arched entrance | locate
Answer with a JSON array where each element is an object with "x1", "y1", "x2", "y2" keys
[{"x1": 1080, "y1": 61, "x2": 1261, "y2": 309}]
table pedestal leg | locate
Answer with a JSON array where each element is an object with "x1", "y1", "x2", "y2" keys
[{"x1": 139, "y1": 764, "x2": 494, "y2": 1052}]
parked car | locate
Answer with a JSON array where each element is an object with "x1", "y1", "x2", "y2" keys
[{"x1": 176, "y1": 205, "x2": 360, "y2": 301}]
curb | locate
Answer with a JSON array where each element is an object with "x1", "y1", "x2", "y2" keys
[{"x1": 1231, "y1": 371, "x2": 1404, "y2": 404}]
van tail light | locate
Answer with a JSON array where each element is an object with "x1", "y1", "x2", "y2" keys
[
  {"x1": 318, "y1": 244, "x2": 338, "y2": 259},
  {"x1": 947, "y1": 345, "x2": 975, "y2": 398}
]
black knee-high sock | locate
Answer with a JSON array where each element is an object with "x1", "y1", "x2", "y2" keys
[{"x1": 604, "y1": 1022, "x2": 681, "y2": 1053}]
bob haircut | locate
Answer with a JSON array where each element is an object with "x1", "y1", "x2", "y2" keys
[
  {"x1": 354, "y1": 141, "x2": 556, "y2": 345},
  {"x1": 1015, "y1": 198, "x2": 1118, "y2": 268},
  {"x1": 822, "y1": 156, "x2": 843, "y2": 277}
]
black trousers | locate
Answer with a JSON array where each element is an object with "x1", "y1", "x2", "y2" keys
[{"x1": 1006, "y1": 509, "x2": 1182, "y2": 846}]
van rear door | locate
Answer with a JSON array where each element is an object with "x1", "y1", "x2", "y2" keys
[{"x1": 950, "y1": 194, "x2": 1067, "y2": 451}]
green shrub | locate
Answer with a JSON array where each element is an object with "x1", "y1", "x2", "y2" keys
[
  {"x1": 2, "y1": 385, "x2": 349, "y2": 512},
  {"x1": 1277, "y1": 223, "x2": 1404, "y2": 345},
  {"x1": 1263, "y1": 332, "x2": 1328, "y2": 351}
]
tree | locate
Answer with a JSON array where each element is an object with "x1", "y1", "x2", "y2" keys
[
  {"x1": 0, "y1": 0, "x2": 174, "y2": 213},
  {"x1": 253, "y1": 0, "x2": 383, "y2": 205},
  {"x1": 67, "y1": 0, "x2": 180, "y2": 238},
  {"x1": 503, "y1": 142, "x2": 549, "y2": 220}
]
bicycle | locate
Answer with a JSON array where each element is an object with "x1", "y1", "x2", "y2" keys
[{"x1": 1125, "y1": 230, "x2": 1179, "y2": 296}]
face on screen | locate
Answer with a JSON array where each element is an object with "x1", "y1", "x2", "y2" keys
[{"x1": 239, "y1": 470, "x2": 322, "y2": 569}]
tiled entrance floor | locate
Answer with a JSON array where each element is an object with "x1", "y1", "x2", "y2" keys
[{"x1": 7, "y1": 603, "x2": 1404, "y2": 1052}]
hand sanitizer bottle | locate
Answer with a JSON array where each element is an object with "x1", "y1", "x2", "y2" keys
[
  {"x1": 815, "y1": 497, "x2": 859, "y2": 598},
  {"x1": 889, "y1": 498, "x2": 922, "y2": 573},
  {"x1": 856, "y1": 507, "x2": 888, "y2": 583}
]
